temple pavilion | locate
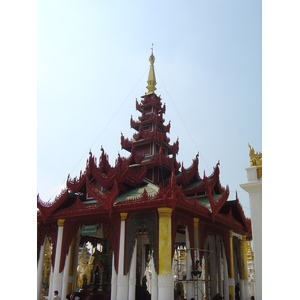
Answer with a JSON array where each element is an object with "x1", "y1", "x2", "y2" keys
[{"x1": 37, "y1": 49, "x2": 252, "y2": 300}]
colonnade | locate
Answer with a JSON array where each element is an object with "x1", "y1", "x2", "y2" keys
[{"x1": 37, "y1": 209, "x2": 250, "y2": 300}]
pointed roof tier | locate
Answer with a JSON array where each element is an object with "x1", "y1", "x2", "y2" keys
[{"x1": 120, "y1": 49, "x2": 181, "y2": 184}]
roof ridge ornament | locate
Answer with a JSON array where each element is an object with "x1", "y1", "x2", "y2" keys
[{"x1": 146, "y1": 43, "x2": 157, "y2": 95}]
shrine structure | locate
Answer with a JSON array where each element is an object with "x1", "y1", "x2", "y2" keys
[{"x1": 37, "y1": 49, "x2": 252, "y2": 300}]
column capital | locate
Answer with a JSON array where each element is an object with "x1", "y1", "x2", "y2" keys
[
  {"x1": 193, "y1": 218, "x2": 199, "y2": 228},
  {"x1": 58, "y1": 219, "x2": 65, "y2": 227},
  {"x1": 157, "y1": 207, "x2": 172, "y2": 218},
  {"x1": 229, "y1": 229, "x2": 233, "y2": 237},
  {"x1": 242, "y1": 235, "x2": 247, "y2": 241},
  {"x1": 120, "y1": 212, "x2": 128, "y2": 221}
]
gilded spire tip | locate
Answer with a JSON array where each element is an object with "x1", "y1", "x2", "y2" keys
[{"x1": 146, "y1": 43, "x2": 157, "y2": 95}]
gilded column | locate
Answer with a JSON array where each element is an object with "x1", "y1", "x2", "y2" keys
[
  {"x1": 49, "y1": 219, "x2": 65, "y2": 300},
  {"x1": 116, "y1": 213, "x2": 128, "y2": 300},
  {"x1": 157, "y1": 207, "x2": 173, "y2": 300},
  {"x1": 128, "y1": 239, "x2": 137, "y2": 300},
  {"x1": 241, "y1": 235, "x2": 249, "y2": 300},
  {"x1": 228, "y1": 230, "x2": 235, "y2": 300},
  {"x1": 37, "y1": 222, "x2": 46, "y2": 300}
]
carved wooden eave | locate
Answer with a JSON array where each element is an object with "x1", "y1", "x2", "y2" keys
[
  {"x1": 125, "y1": 165, "x2": 147, "y2": 185},
  {"x1": 137, "y1": 93, "x2": 164, "y2": 109},
  {"x1": 218, "y1": 197, "x2": 252, "y2": 236},
  {"x1": 141, "y1": 151, "x2": 179, "y2": 172},
  {"x1": 86, "y1": 179, "x2": 119, "y2": 217},
  {"x1": 180, "y1": 163, "x2": 222, "y2": 200},
  {"x1": 37, "y1": 189, "x2": 69, "y2": 224},
  {"x1": 128, "y1": 127, "x2": 171, "y2": 149},
  {"x1": 113, "y1": 173, "x2": 211, "y2": 217},
  {"x1": 137, "y1": 110, "x2": 165, "y2": 126},
  {"x1": 128, "y1": 146, "x2": 145, "y2": 165},
  {"x1": 208, "y1": 184, "x2": 230, "y2": 221},
  {"x1": 51, "y1": 195, "x2": 104, "y2": 220},
  {"x1": 160, "y1": 172, "x2": 211, "y2": 216},
  {"x1": 67, "y1": 153, "x2": 116, "y2": 192},
  {"x1": 235, "y1": 194, "x2": 251, "y2": 233},
  {"x1": 203, "y1": 162, "x2": 225, "y2": 194},
  {"x1": 176, "y1": 154, "x2": 201, "y2": 186},
  {"x1": 98, "y1": 146, "x2": 112, "y2": 174}
]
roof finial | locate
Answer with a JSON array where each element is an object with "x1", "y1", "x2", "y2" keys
[{"x1": 146, "y1": 43, "x2": 157, "y2": 95}]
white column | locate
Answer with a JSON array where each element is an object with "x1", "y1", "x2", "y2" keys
[
  {"x1": 185, "y1": 226, "x2": 193, "y2": 299},
  {"x1": 37, "y1": 234, "x2": 46, "y2": 300},
  {"x1": 141, "y1": 245, "x2": 146, "y2": 284},
  {"x1": 204, "y1": 243, "x2": 208, "y2": 299},
  {"x1": 208, "y1": 235, "x2": 217, "y2": 298},
  {"x1": 128, "y1": 239, "x2": 137, "y2": 300},
  {"x1": 240, "y1": 166, "x2": 262, "y2": 300},
  {"x1": 49, "y1": 219, "x2": 65, "y2": 300},
  {"x1": 222, "y1": 244, "x2": 229, "y2": 300},
  {"x1": 111, "y1": 252, "x2": 117, "y2": 300},
  {"x1": 151, "y1": 252, "x2": 158, "y2": 300},
  {"x1": 61, "y1": 244, "x2": 71, "y2": 300},
  {"x1": 116, "y1": 213, "x2": 128, "y2": 300}
]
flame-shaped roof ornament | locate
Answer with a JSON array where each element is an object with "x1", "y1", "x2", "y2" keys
[{"x1": 146, "y1": 44, "x2": 157, "y2": 95}]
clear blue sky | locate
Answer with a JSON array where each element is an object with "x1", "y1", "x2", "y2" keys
[{"x1": 37, "y1": 0, "x2": 262, "y2": 218}]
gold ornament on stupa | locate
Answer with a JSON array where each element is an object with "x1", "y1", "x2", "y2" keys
[
  {"x1": 42, "y1": 238, "x2": 52, "y2": 288},
  {"x1": 246, "y1": 241, "x2": 254, "y2": 261},
  {"x1": 248, "y1": 143, "x2": 262, "y2": 179},
  {"x1": 146, "y1": 44, "x2": 157, "y2": 95}
]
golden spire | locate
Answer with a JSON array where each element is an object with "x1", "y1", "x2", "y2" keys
[
  {"x1": 247, "y1": 241, "x2": 254, "y2": 261},
  {"x1": 146, "y1": 44, "x2": 157, "y2": 95}
]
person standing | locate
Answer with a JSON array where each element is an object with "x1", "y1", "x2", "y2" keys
[{"x1": 54, "y1": 290, "x2": 61, "y2": 300}]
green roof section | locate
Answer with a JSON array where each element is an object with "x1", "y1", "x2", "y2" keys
[
  {"x1": 114, "y1": 182, "x2": 159, "y2": 204},
  {"x1": 197, "y1": 197, "x2": 212, "y2": 212},
  {"x1": 183, "y1": 181, "x2": 202, "y2": 191},
  {"x1": 192, "y1": 194, "x2": 222, "y2": 212}
]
